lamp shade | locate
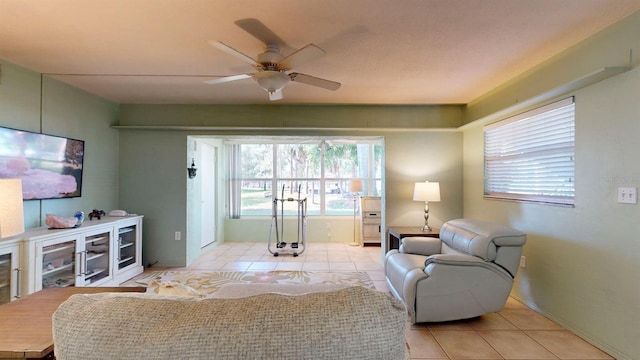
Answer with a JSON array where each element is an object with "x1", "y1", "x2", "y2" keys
[
  {"x1": 0, "y1": 179, "x2": 25, "y2": 238},
  {"x1": 349, "y1": 179, "x2": 363, "y2": 193},
  {"x1": 413, "y1": 181, "x2": 441, "y2": 202}
]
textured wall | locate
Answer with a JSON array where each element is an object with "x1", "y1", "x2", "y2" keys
[{"x1": 462, "y1": 12, "x2": 640, "y2": 359}]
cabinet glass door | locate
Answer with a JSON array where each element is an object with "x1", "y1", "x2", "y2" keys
[
  {"x1": 84, "y1": 231, "x2": 111, "y2": 285},
  {"x1": 0, "y1": 253, "x2": 12, "y2": 304},
  {"x1": 118, "y1": 225, "x2": 137, "y2": 270},
  {"x1": 41, "y1": 240, "x2": 77, "y2": 289},
  {"x1": 0, "y1": 245, "x2": 20, "y2": 303}
]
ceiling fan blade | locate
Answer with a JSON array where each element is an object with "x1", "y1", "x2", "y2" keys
[
  {"x1": 268, "y1": 89, "x2": 284, "y2": 101},
  {"x1": 234, "y1": 18, "x2": 290, "y2": 51},
  {"x1": 204, "y1": 74, "x2": 252, "y2": 85},
  {"x1": 278, "y1": 44, "x2": 326, "y2": 70},
  {"x1": 209, "y1": 41, "x2": 262, "y2": 69},
  {"x1": 289, "y1": 73, "x2": 341, "y2": 91}
]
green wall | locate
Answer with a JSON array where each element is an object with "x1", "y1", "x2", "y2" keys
[
  {"x1": 0, "y1": 61, "x2": 120, "y2": 228},
  {"x1": 462, "y1": 11, "x2": 640, "y2": 360},
  {"x1": 117, "y1": 105, "x2": 464, "y2": 266}
]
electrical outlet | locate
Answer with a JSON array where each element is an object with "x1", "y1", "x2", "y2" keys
[
  {"x1": 174, "y1": 231, "x2": 181, "y2": 241},
  {"x1": 520, "y1": 256, "x2": 526, "y2": 268},
  {"x1": 617, "y1": 187, "x2": 637, "y2": 204}
]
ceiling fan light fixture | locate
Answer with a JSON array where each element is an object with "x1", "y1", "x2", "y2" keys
[{"x1": 253, "y1": 71, "x2": 290, "y2": 93}]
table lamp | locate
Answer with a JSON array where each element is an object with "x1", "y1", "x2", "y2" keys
[
  {"x1": 413, "y1": 181, "x2": 440, "y2": 231},
  {"x1": 348, "y1": 179, "x2": 363, "y2": 246},
  {"x1": 0, "y1": 179, "x2": 25, "y2": 238}
]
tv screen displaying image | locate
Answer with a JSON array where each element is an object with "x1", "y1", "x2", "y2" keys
[{"x1": 0, "y1": 126, "x2": 84, "y2": 200}]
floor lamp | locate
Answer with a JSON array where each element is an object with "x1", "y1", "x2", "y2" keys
[
  {"x1": 413, "y1": 181, "x2": 440, "y2": 231},
  {"x1": 0, "y1": 179, "x2": 25, "y2": 239},
  {"x1": 348, "y1": 180, "x2": 363, "y2": 246}
]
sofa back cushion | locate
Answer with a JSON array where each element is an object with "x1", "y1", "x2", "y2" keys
[
  {"x1": 439, "y1": 219, "x2": 526, "y2": 276},
  {"x1": 53, "y1": 286, "x2": 409, "y2": 360}
]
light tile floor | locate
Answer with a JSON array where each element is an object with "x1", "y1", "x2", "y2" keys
[{"x1": 160, "y1": 241, "x2": 613, "y2": 360}]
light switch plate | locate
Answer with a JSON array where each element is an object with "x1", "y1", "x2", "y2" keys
[{"x1": 617, "y1": 187, "x2": 637, "y2": 204}]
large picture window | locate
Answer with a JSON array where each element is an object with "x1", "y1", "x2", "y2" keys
[
  {"x1": 228, "y1": 137, "x2": 382, "y2": 217},
  {"x1": 484, "y1": 97, "x2": 575, "y2": 206}
]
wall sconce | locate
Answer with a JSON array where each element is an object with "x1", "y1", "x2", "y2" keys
[
  {"x1": 0, "y1": 179, "x2": 25, "y2": 239},
  {"x1": 187, "y1": 159, "x2": 197, "y2": 179},
  {"x1": 413, "y1": 181, "x2": 440, "y2": 231}
]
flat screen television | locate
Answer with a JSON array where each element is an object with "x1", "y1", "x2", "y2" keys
[{"x1": 0, "y1": 126, "x2": 84, "y2": 200}]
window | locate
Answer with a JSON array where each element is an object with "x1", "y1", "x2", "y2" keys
[
  {"x1": 228, "y1": 137, "x2": 382, "y2": 217},
  {"x1": 484, "y1": 97, "x2": 575, "y2": 206}
]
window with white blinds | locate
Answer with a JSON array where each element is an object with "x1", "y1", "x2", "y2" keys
[{"x1": 484, "y1": 97, "x2": 575, "y2": 206}]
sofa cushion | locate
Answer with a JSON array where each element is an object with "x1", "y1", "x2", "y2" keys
[{"x1": 52, "y1": 286, "x2": 409, "y2": 360}]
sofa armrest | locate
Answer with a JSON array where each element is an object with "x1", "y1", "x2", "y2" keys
[
  {"x1": 424, "y1": 254, "x2": 513, "y2": 280},
  {"x1": 399, "y1": 236, "x2": 442, "y2": 256}
]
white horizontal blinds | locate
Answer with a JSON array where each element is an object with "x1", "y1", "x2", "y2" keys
[{"x1": 484, "y1": 97, "x2": 575, "y2": 206}]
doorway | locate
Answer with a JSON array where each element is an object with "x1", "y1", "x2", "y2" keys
[{"x1": 200, "y1": 143, "x2": 217, "y2": 248}]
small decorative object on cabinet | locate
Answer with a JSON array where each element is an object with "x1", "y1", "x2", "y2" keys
[
  {"x1": 21, "y1": 215, "x2": 143, "y2": 295},
  {"x1": 360, "y1": 196, "x2": 381, "y2": 245},
  {"x1": 88, "y1": 209, "x2": 106, "y2": 220}
]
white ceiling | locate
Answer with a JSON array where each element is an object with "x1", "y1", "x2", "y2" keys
[{"x1": 1, "y1": 0, "x2": 639, "y2": 105}]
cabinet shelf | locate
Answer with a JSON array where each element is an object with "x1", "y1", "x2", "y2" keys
[
  {"x1": 0, "y1": 259, "x2": 10, "y2": 266},
  {"x1": 86, "y1": 235, "x2": 109, "y2": 243},
  {"x1": 85, "y1": 268, "x2": 106, "y2": 280},
  {"x1": 118, "y1": 256, "x2": 134, "y2": 264},
  {"x1": 42, "y1": 243, "x2": 75, "y2": 256},
  {"x1": 119, "y1": 227, "x2": 135, "y2": 235},
  {"x1": 119, "y1": 242, "x2": 134, "y2": 249},
  {"x1": 0, "y1": 282, "x2": 8, "y2": 289},
  {"x1": 42, "y1": 263, "x2": 73, "y2": 277},
  {"x1": 87, "y1": 252, "x2": 106, "y2": 262},
  {"x1": 44, "y1": 277, "x2": 75, "y2": 288}
]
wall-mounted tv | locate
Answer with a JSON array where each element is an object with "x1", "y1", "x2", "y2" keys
[{"x1": 0, "y1": 126, "x2": 84, "y2": 200}]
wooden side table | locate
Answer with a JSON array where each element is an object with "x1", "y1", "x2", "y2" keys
[
  {"x1": 0, "y1": 286, "x2": 145, "y2": 359},
  {"x1": 387, "y1": 226, "x2": 440, "y2": 250}
]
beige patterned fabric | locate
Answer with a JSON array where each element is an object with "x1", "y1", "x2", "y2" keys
[{"x1": 53, "y1": 286, "x2": 409, "y2": 360}]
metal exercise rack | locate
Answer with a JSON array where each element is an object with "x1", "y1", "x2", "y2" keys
[{"x1": 268, "y1": 184, "x2": 307, "y2": 257}]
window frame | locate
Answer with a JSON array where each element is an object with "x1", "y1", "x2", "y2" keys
[
  {"x1": 483, "y1": 97, "x2": 575, "y2": 206},
  {"x1": 227, "y1": 137, "x2": 382, "y2": 217}
]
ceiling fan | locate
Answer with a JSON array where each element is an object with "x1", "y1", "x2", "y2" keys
[{"x1": 205, "y1": 18, "x2": 341, "y2": 101}]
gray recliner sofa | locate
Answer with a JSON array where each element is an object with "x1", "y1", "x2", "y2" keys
[{"x1": 384, "y1": 218, "x2": 526, "y2": 323}]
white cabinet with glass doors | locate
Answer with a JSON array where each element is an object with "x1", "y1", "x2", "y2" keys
[
  {"x1": 22, "y1": 216, "x2": 143, "y2": 295},
  {"x1": 113, "y1": 217, "x2": 143, "y2": 282},
  {"x1": 0, "y1": 239, "x2": 21, "y2": 303},
  {"x1": 33, "y1": 226, "x2": 114, "y2": 292}
]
